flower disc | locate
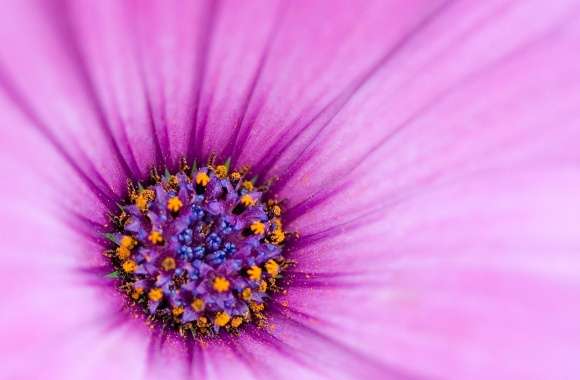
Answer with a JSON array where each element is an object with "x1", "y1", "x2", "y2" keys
[{"x1": 105, "y1": 160, "x2": 288, "y2": 337}]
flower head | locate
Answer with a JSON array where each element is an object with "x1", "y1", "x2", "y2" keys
[{"x1": 1, "y1": 1, "x2": 580, "y2": 380}]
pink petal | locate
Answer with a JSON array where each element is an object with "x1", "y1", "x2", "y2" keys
[
  {"x1": 0, "y1": 123, "x2": 156, "y2": 380},
  {"x1": 282, "y1": 170, "x2": 580, "y2": 379},
  {"x1": 1, "y1": 1, "x2": 580, "y2": 379},
  {"x1": 268, "y1": 1, "x2": 580, "y2": 378}
]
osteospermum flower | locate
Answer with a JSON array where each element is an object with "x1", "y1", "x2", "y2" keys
[{"x1": 1, "y1": 0, "x2": 580, "y2": 379}]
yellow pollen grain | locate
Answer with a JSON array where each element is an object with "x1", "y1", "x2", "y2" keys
[
  {"x1": 265, "y1": 259, "x2": 280, "y2": 276},
  {"x1": 122, "y1": 260, "x2": 137, "y2": 273},
  {"x1": 259, "y1": 280, "x2": 268, "y2": 293},
  {"x1": 196, "y1": 172, "x2": 210, "y2": 186},
  {"x1": 247, "y1": 265, "x2": 262, "y2": 281},
  {"x1": 172, "y1": 306, "x2": 184, "y2": 317},
  {"x1": 167, "y1": 196, "x2": 183, "y2": 212},
  {"x1": 250, "y1": 221, "x2": 265, "y2": 235},
  {"x1": 168, "y1": 175, "x2": 179, "y2": 187},
  {"x1": 135, "y1": 194, "x2": 148, "y2": 211},
  {"x1": 143, "y1": 189, "x2": 155, "y2": 200},
  {"x1": 213, "y1": 277, "x2": 230, "y2": 292},
  {"x1": 215, "y1": 165, "x2": 228, "y2": 179},
  {"x1": 240, "y1": 194, "x2": 255, "y2": 207},
  {"x1": 241, "y1": 288, "x2": 252, "y2": 301},
  {"x1": 231, "y1": 316, "x2": 243, "y2": 328},
  {"x1": 272, "y1": 205, "x2": 282, "y2": 217},
  {"x1": 133, "y1": 189, "x2": 154, "y2": 210},
  {"x1": 148, "y1": 288, "x2": 163, "y2": 302},
  {"x1": 120, "y1": 235, "x2": 136, "y2": 249},
  {"x1": 230, "y1": 172, "x2": 241, "y2": 181},
  {"x1": 148, "y1": 230, "x2": 163, "y2": 245},
  {"x1": 116, "y1": 246, "x2": 131, "y2": 260},
  {"x1": 191, "y1": 298, "x2": 205, "y2": 312},
  {"x1": 197, "y1": 316, "x2": 208, "y2": 328},
  {"x1": 242, "y1": 180, "x2": 254, "y2": 191},
  {"x1": 250, "y1": 302, "x2": 264, "y2": 312},
  {"x1": 131, "y1": 287, "x2": 144, "y2": 300},
  {"x1": 161, "y1": 257, "x2": 176, "y2": 271},
  {"x1": 214, "y1": 312, "x2": 231, "y2": 327},
  {"x1": 269, "y1": 229, "x2": 285, "y2": 244}
]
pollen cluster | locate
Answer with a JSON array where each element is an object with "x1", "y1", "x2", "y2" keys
[{"x1": 105, "y1": 158, "x2": 289, "y2": 338}]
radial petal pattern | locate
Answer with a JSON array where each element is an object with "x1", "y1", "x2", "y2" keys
[{"x1": 1, "y1": 1, "x2": 580, "y2": 380}]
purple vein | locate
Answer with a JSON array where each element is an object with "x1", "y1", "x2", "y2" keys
[
  {"x1": 253, "y1": 0, "x2": 456, "y2": 182},
  {"x1": 186, "y1": 0, "x2": 221, "y2": 161}
]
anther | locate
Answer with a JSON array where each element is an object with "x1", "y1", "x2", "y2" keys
[
  {"x1": 167, "y1": 196, "x2": 183, "y2": 212},
  {"x1": 213, "y1": 277, "x2": 230, "y2": 292},
  {"x1": 250, "y1": 221, "x2": 265, "y2": 235},
  {"x1": 148, "y1": 230, "x2": 164, "y2": 245},
  {"x1": 196, "y1": 172, "x2": 210, "y2": 186},
  {"x1": 148, "y1": 288, "x2": 163, "y2": 302},
  {"x1": 247, "y1": 266, "x2": 262, "y2": 281},
  {"x1": 122, "y1": 260, "x2": 137, "y2": 273}
]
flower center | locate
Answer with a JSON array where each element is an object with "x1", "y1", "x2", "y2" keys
[{"x1": 105, "y1": 158, "x2": 288, "y2": 337}]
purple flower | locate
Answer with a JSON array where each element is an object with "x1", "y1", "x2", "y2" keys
[{"x1": 1, "y1": 1, "x2": 580, "y2": 379}]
